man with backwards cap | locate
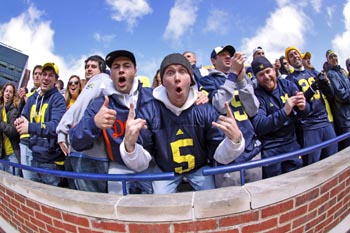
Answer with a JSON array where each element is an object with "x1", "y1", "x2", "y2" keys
[
  {"x1": 15, "y1": 62, "x2": 66, "y2": 186},
  {"x1": 70, "y1": 50, "x2": 154, "y2": 194},
  {"x1": 200, "y1": 45, "x2": 262, "y2": 187},
  {"x1": 285, "y1": 46, "x2": 337, "y2": 166},
  {"x1": 325, "y1": 49, "x2": 350, "y2": 150},
  {"x1": 121, "y1": 53, "x2": 245, "y2": 194},
  {"x1": 251, "y1": 56, "x2": 308, "y2": 179}
]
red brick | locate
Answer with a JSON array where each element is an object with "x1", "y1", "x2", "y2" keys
[
  {"x1": 305, "y1": 212, "x2": 326, "y2": 231},
  {"x1": 128, "y1": 223, "x2": 170, "y2": 233},
  {"x1": 21, "y1": 204, "x2": 34, "y2": 216},
  {"x1": 242, "y1": 217, "x2": 278, "y2": 233},
  {"x1": 338, "y1": 170, "x2": 350, "y2": 183},
  {"x1": 320, "y1": 177, "x2": 337, "y2": 194},
  {"x1": 280, "y1": 205, "x2": 307, "y2": 224},
  {"x1": 308, "y1": 193, "x2": 328, "y2": 211},
  {"x1": 46, "y1": 224, "x2": 66, "y2": 233},
  {"x1": 78, "y1": 227, "x2": 104, "y2": 233},
  {"x1": 330, "y1": 182, "x2": 345, "y2": 197},
  {"x1": 334, "y1": 204, "x2": 348, "y2": 220},
  {"x1": 210, "y1": 229, "x2": 239, "y2": 233},
  {"x1": 35, "y1": 211, "x2": 53, "y2": 225},
  {"x1": 24, "y1": 220, "x2": 39, "y2": 233},
  {"x1": 315, "y1": 215, "x2": 333, "y2": 232},
  {"x1": 291, "y1": 226, "x2": 305, "y2": 233},
  {"x1": 62, "y1": 212, "x2": 89, "y2": 227},
  {"x1": 264, "y1": 223, "x2": 291, "y2": 233},
  {"x1": 91, "y1": 219, "x2": 126, "y2": 232},
  {"x1": 29, "y1": 215, "x2": 46, "y2": 229},
  {"x1": 318, "y1": 197, "x2": 336, "y2": 215},
  {"x1": 292, "y1": 209, "x2": 317, "y2": 228},
  {"x1": 53, "y1": 219, "x2": 77, "y2": 233},
  {"x1": 41, "y1": 205, "x2": 62, "y2": 219},
  {"x1": 174, "y1": 219, "x2": 216, "y2": 232},
  {"x1": 262, "y1": 200, "x2": 294, "y2": 218},
  {"x1": 219, "y1": 211, "x2": 259, "y2": 227},
  {"x1": 337, "y1": 189, "x2": 348, "y2": 202},
  {"x1": 14, "y1": 193, "x2": 25, "y2": 204},
  {"x1": 327, "y1": 201, "x2": 342, "y2": 217},
  {"x1": 5, "y1": 189, "x2": 15, "y2": 198},
  {"x1": 26, "y1": 199, "x2": 41, "y2": 211},
  {"x1": 296, "y1": 189, "x2": 319, "y2": 207}
]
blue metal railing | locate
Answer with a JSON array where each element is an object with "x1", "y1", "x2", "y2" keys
[
  {"x1": 203, "y1": 132, "x2": 350, "y2": 185},
  {"x1": 0, "y1": 132, "x2": 349, "y2": 195}
]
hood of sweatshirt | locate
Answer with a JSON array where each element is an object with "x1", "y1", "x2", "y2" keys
[{"x1": 152, "y1": 85, "x2": 197, "y2": 116}]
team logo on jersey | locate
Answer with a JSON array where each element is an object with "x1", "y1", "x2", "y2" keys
[{"x1": 176, "y1": 129, "x2": 184, "y2": 135}]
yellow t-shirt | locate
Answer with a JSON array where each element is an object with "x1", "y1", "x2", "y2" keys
[{"x1": 2, "y1": 107, "x2": 14, "y2": 155}]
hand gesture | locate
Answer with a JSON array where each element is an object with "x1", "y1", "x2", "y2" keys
[
  {"x1": 94, "y1": 96, "x2": 117, "y2": 129},
  {"x1": 195, "y1": 90, "x2": 209, "y2": 105},
  {"x1": 230, "y1": 52, "x2": 246, "y2": 76},
  {"x1": 124, "y1": 102, "x2": 147, "y2": 152},
  {"x1": 294, "y1": 91, "x2": 306, "y2": 111},
  {"x1": 212, "y1": 102, "x2": 242, "y2": 143},
  {"x1": 59, "y1": 142, "x2": 70, "y2": 156},
  {"x1": 15, "y1": 116, "x2": 29, "y2": 135}
]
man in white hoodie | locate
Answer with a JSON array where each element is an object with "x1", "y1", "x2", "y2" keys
[
  {"x1": 120, "y1": 53, "x2": 245, "y2": 194},
  {"x1": 56, "y1": 55, "x2": 113, "y2": 192},
  {"x1": 69, "y1": 50, "x2": 154, "y2": 194}
]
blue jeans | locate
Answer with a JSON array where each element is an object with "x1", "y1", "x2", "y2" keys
[
  {"x1": 20, "y1": 143, "x2": 35, "y2": 179},
  {"x1": 152, "y1": 165, "x2": 215, "y2": 194},
  {"x1": 0, "y1": 153, "x2": 20, "y2": 176},
  {"x1": 69, "y1": 153, "x2": 109, "y2": 193},
  {"x1": 31, "y1": 160, "x2": 63, "y2": 186},
  {"x1": 108, "y1": 161, "x2": 153, "y2": 194}
]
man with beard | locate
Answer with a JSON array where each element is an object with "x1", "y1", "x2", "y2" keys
[{"x1": 285, "y1": 46, "x2": 337, "y2": 165}]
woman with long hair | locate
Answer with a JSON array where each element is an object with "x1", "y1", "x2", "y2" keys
[
  {"x1": 0, "y1": 82, "x2": 20, "y2": 175},
  {"x1": 64, "y1": 75, "x2": 82, "y2": 110}
]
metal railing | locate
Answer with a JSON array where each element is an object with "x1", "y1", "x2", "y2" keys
[
  {"x1": 203, "y1": 132, "x2": 350, "y2": 185},
  {"x1": 0, "y1": 132, "x2": 349, "y2": 195}
]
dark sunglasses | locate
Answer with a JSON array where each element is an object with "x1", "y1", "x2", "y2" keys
[{"x1": 69, "y1": 80, "x2": 79, "y2": 85}]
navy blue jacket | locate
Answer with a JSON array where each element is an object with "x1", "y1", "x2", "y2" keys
[
  {"x1": 70, "y1": 84, "x2": 153, "y2": 164},
  {"x1": 252, "y1": 79, "x2": 309, "y2": 150},
  {"x1": 21, "y1": 87, "x2": 66, "y2": 163}
]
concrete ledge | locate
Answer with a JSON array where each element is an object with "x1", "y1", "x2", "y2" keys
[{"x1": 0, "y1": 147, "x2": 349, "y2": 224}]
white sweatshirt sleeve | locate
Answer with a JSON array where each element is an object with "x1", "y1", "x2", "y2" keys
[
  {"x1": 213, "y1": 134, "x2": 245, "y2": 165},
  {"x1": 120, "y1": 140, "x2": 152, "y2": 172}
]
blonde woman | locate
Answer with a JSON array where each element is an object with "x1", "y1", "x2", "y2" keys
[
  {"x1": 64, "y1": 75, "x2": 82, "y2": 110},
  {"x1": 0, "y1": 82, "x2": 20, "y2": 175}
]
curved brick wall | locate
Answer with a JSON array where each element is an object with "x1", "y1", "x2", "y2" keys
[{"x1": 0, "y1": 148, "x2": 349, "y2": 233}]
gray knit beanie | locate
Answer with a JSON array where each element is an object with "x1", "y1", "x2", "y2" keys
[{"x1": 159, "y1": 53, "x2": 195, "y2": 86}]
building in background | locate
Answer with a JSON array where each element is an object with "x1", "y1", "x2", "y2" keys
[{"x1": 0, "y1": 42, "x2": 29, "y2": 89}]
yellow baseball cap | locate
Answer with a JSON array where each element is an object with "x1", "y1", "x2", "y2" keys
[{"x1": 42, "y1": 62, "x2": 59, "y2": 76}]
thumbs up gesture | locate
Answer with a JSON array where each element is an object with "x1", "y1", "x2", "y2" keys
[{"x1": 94, "y1": 96, "x2": 117, "y2": 129}]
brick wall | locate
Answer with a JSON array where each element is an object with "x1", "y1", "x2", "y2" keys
[{"x1": 0, "y1": 148, "x2": 349, "y2": 233}]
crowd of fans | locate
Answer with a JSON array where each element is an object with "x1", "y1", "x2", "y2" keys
[{"x1": 0, "y1": 46, "x2": 349, "y2": 195}]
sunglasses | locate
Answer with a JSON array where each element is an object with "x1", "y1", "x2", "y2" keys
[{"x1": 69, "y1": 80, "x2": 79, "y2": 86}]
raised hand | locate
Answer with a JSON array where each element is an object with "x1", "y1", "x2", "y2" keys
[
  {"x1": 94, "y1": 96, "x2": 117, "y2": 129},
  {"x1": 212, "y1": 102, "x2": 242, "y2": 143},
  {"x1": 195, "y1": 90, "x2": 209, "y2": 105},
  {"x1": 294, "y1": 91, "x2": 306, "y2": 111},
  {"x1": 230, "y1": 52, "x2": 246, "y2": 76},
  {"x1": 124, "y1": 102, "x2": 147, "y2": 153}
]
